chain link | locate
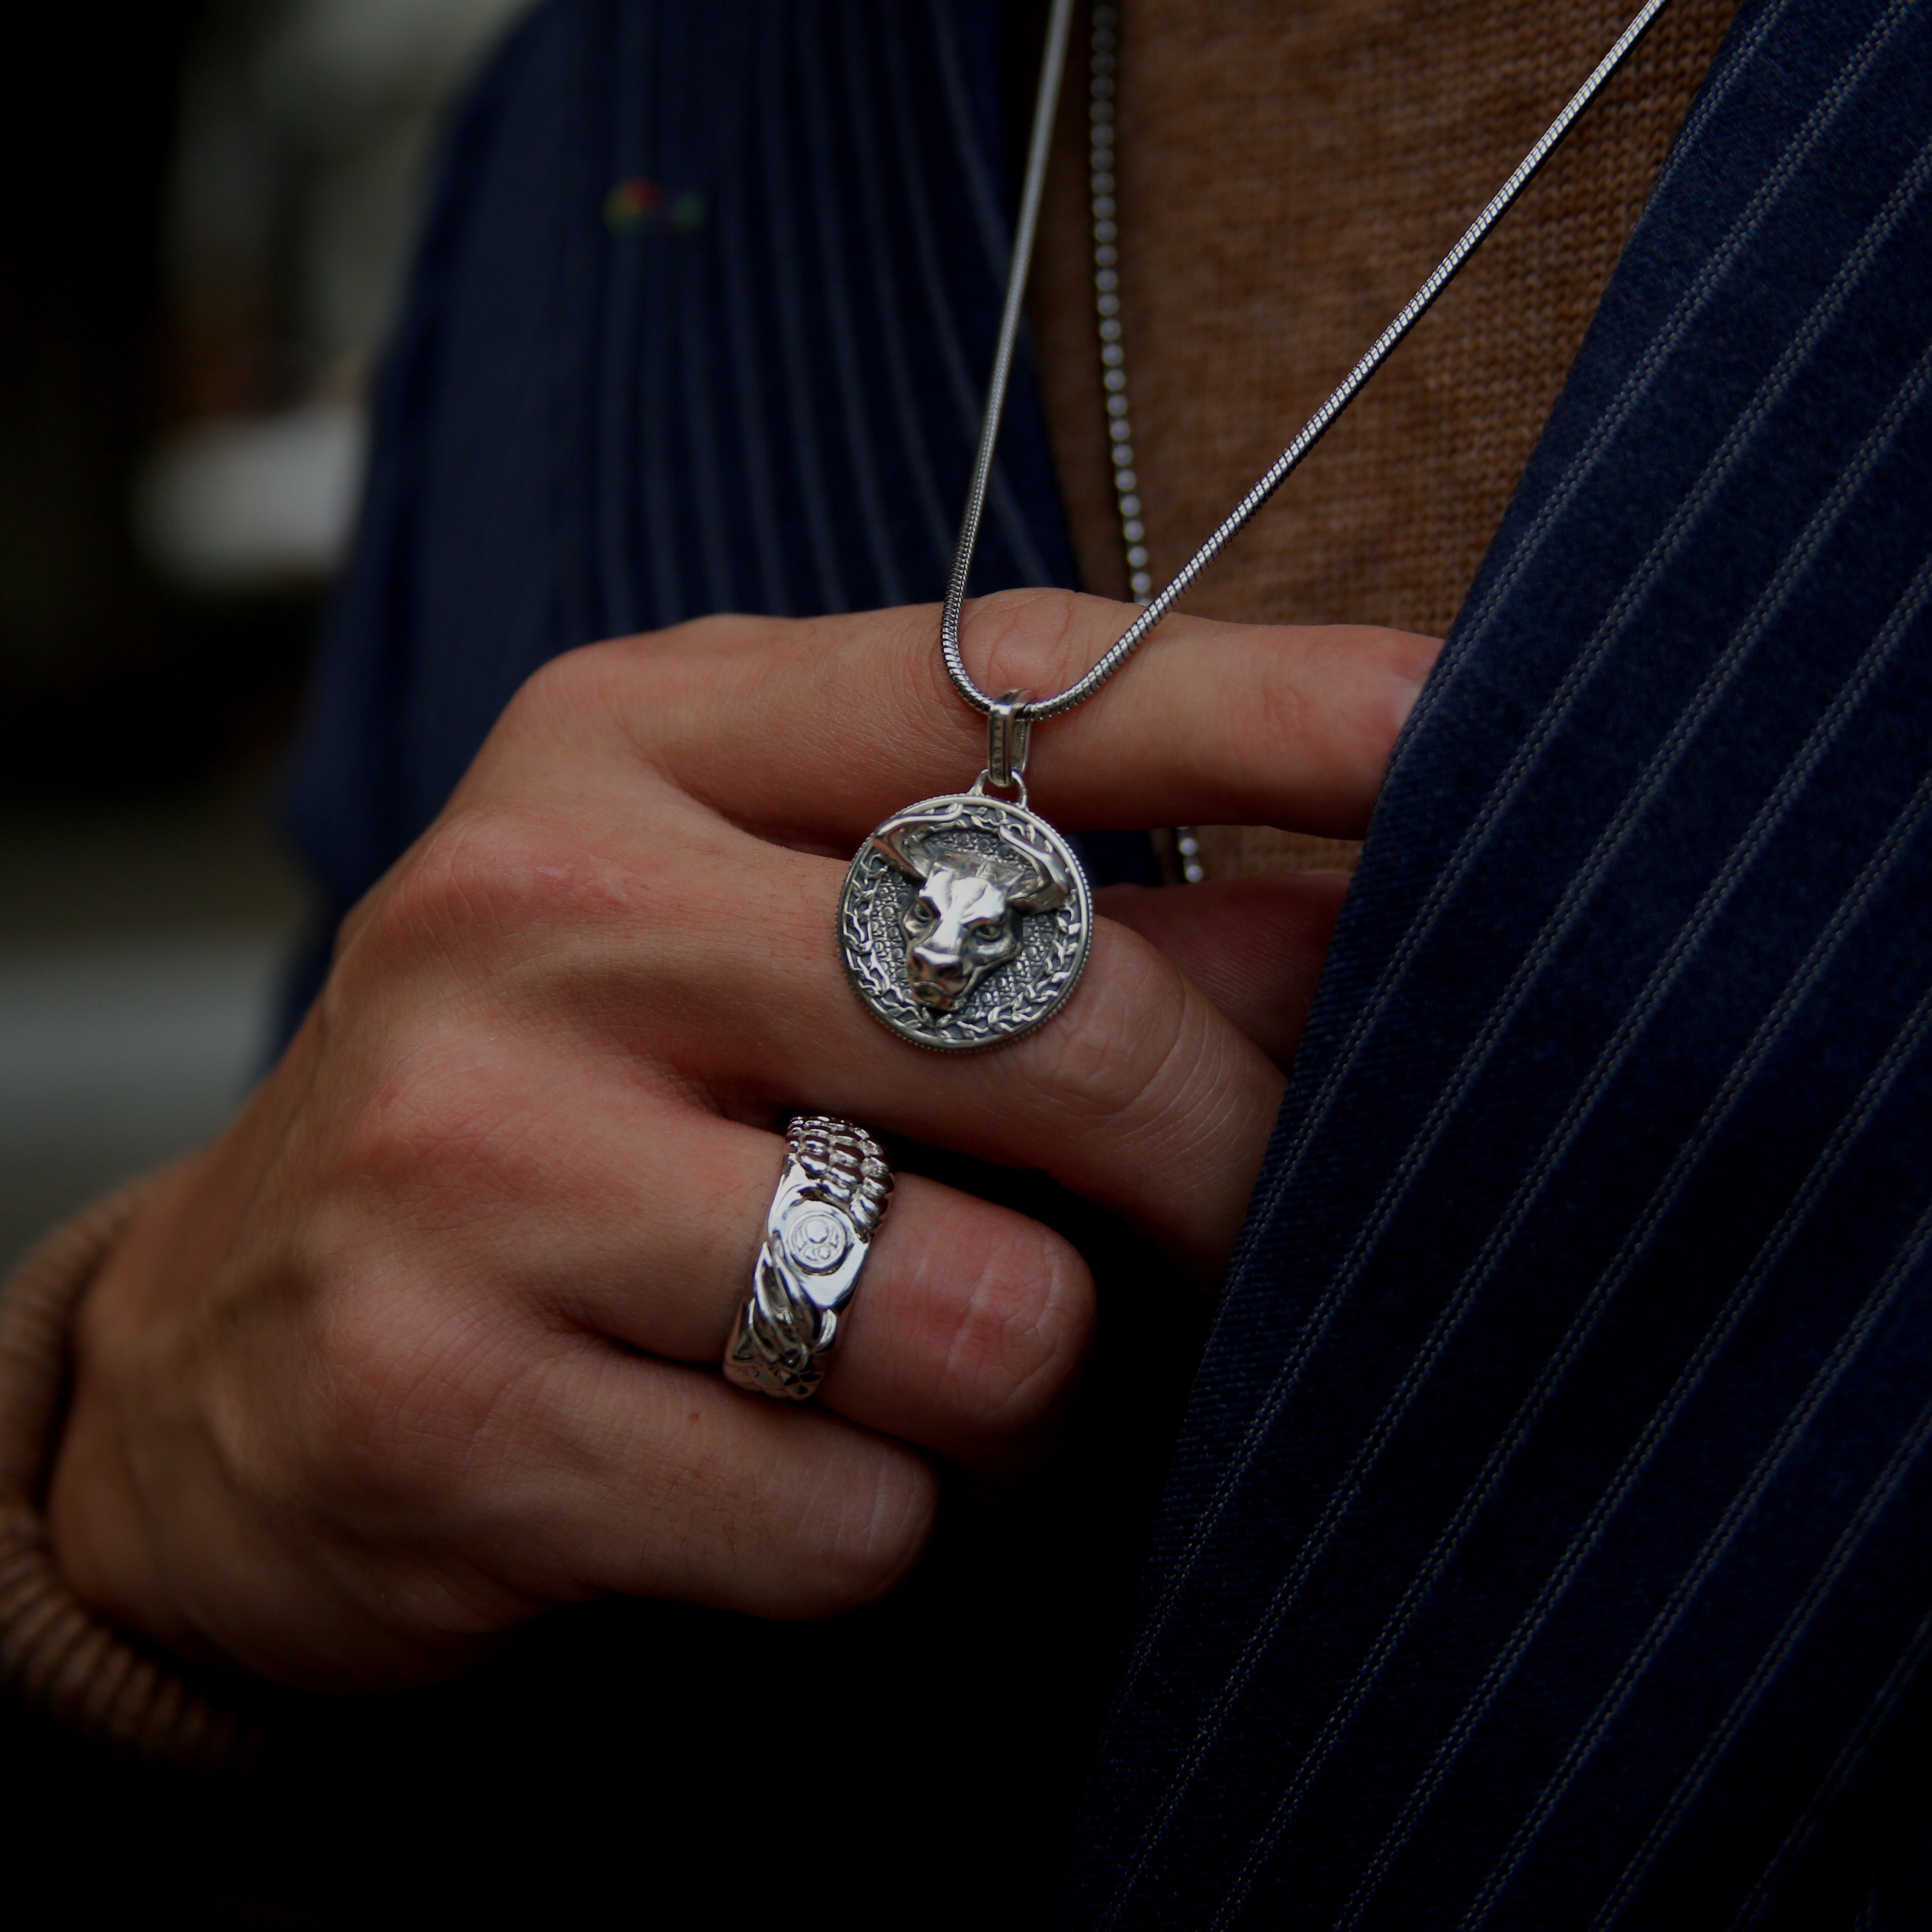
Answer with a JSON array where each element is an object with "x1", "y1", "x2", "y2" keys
[
  {"x1": 940, "y1": 0, "x2": 1679, "y2": 727},
  {"x1": 1086, "y1": 5, "x2": 1155, "y2": 609},
  {"x1": 1087, "y1": 6, "x2": 1204, "y2": 880}
]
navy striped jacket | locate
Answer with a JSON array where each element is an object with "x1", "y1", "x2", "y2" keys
[{"x1": 283, "y1": 2, "x2": 1932, "y2": 1925}]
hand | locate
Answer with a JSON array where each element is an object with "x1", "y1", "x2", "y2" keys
[{"x1": 47, "y1": 591, "x2": 1436, "y2": 1692}]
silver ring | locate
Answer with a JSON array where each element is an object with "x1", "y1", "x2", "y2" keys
[{"x1": 723, "y1": 1115, "x2": 893, "y2": 1401}]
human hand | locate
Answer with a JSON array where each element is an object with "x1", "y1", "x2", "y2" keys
[{"x1": 47, "y1": 590, "x2": 1435, "y2": 1692}]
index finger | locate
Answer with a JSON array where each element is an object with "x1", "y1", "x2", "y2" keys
[{"x1": 585, "y1": 590, "x2": 1438, "y2": 845}]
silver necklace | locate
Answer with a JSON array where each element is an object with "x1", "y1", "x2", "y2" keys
[
  {"x1": 839, "y1": 0, "x2": 1678, "y2": 1052},
  {"x1": 1083, "y1": 4, "x2": 1209, "y2": 881},
  {"x1": 1086, "y1": 4, "x2": 1151, "y2": 607}
]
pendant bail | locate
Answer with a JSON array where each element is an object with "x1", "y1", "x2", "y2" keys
[{"x1": 986, "y1": 689, "x2": 1032, "y2": 794}]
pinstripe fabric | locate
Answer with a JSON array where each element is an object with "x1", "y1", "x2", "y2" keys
[
  {"x1": 284, "y1": 0, "x2": 1080, "y2": 925},
  {"x1": 272, "y1": 1, "x2": 1932, "y2": 1924},
  {"x1": 1060, "y1": 0, "x2": 1932, "y2": 1924}
]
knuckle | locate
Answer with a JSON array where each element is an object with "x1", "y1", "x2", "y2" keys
[
  {"x1": 1026, "y1": 924, "x2": 1192, "y2": 1131},
  {"x1": 552, "y1": 614, "x2": 786, "y2": 754},
  {"x1": 660, "y1": 610, "x2": 763, "y2": 653},
  {"x1": 330, "y1": 1036, "x2": 533, "y2": 1205},
  {"x1": 481, "y1": 638, "x2": 646, "y2": 768},
  {"x1": 1249, "y1": 638, "x2": 1315, "y2": 759},
  {"x1": 369, "y1": 805, "x2": 633, "y2": 968},
  {"x1": 284, "y1": 1273, "x2": 541, "y2": 1517},
  {"x1": 507, "y1": 638, "x2": 607, "y2": 719},
  {"x1": 507, "y1": 630, "x2": 688, "y2": 735},
  {"x1": 967, "y1": 587, "x2": 1095, "y2": 699},
  {"x1": 473, "y1": 617, "x2": 802, "y2": 790}
]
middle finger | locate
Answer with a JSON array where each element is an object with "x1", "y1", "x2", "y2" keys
[
  {"x1": 556, "y1": 803, "x2": 1285, "y2": 1278},
  {"x1": 469, "y1": 1089, "x2": 1096, "y2": 1470}
]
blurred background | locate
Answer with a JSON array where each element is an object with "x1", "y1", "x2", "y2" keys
[{"x1": 1, "y1": 0, "x2": 532, "y2": 1264}]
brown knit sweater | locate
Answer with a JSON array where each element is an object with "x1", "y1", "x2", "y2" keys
[
  {"x1": 0, "y1": 1177, "x2": 272, "y2": 1767},
  {"x1": 0, "y1": 0, "x2": 1739, "y2": 1763},
  {"x1": 1032, "y1": 0, "x2": 1737, "y2": 878}
]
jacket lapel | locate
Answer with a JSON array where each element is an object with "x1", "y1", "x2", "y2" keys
[{"x1": 1066, "y1": 0, "x2": 1932, "y2": 1923}]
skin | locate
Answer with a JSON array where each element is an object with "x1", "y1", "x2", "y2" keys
[{"x1": 46, "y1": 590, "x2": 1437, "y2": 1695}]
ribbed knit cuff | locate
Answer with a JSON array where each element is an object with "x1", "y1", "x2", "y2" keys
[{"x1": 0, "y1": 1179, "x2": 275, "y2": 1770}]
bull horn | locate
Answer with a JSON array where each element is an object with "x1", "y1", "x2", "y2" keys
[
  {"x1": 1001, "y1": 827, "x2": 1070, "y2": 915},
  {"x1": 868, "y1": 800, "x2": 972, "y2": 880}
]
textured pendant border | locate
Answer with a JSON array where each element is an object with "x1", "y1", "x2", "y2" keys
[{"x1": 838, "y1": 792, "x2": 1093, "y2": 1053}]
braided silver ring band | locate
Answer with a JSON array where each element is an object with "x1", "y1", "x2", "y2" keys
[{"x1": 723, "y1": 1115, "x2": 894, "y2": 1401}]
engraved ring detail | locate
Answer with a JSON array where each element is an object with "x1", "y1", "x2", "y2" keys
[{"x1": 723, "y1": 1115, "x2": 893, "y2": 1401}]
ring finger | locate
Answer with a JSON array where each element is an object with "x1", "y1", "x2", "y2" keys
[{"x1": 522, "y1": 1098, "x2": 1094, "y2": 1471}]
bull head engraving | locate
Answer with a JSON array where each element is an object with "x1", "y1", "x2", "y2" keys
[{"x1": 870, "y1": 803, "x2": 1070, "y2": 1012}]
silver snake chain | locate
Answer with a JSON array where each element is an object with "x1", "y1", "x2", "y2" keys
[{"x1": 940, "y1": 0, "x2": 1681, "y2": 727}]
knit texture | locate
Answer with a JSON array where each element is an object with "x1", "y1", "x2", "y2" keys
[
  {"x1": 0, "y1": 1179, "x2": 267, "y2": 1770},
  {"x1": 1033, "y1": 0, "x2": 1740, "y2": 879}
]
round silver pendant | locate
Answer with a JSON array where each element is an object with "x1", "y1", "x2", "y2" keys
[{"x1": 839, "y1": 791, "x2": 1093, "y2": 1052}]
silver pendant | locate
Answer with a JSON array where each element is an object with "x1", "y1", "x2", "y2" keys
[{"x1": 839, "y1": 695, "x2": 1091, "y2": 1052}]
